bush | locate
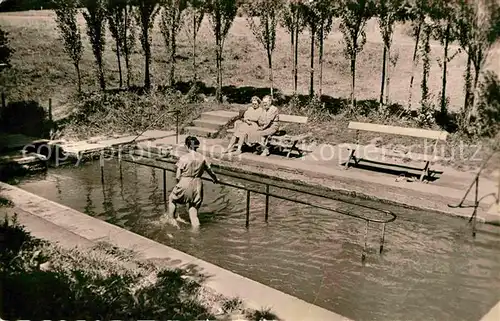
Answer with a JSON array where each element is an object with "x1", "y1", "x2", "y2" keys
[
  {"x1": 0, "y1": 216, "x2": 216, "y2": 320},
  {"x1": 60, "y1": 89, "x2": 197, "y2": 140},
  {"x1": 0, "y1": 100, "x2": 52, "y2": 137},
  {"x1": 476, "y1": 71, "x2": 500, "y2": 138}
]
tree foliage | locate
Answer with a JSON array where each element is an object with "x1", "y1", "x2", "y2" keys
[
  {"x1": 135, "y1": 0, "x2": 161, "y2": 91},
  {"x1": 82, "y1": 0, "x2": 108, "y2": 90},
  {"x1": 243, "y1": 0, "x2": 282, "y2": 98},
  {"x1": 0, "y1": 26, "x2": 14, "y2": 68},
  {"x1": 339, "y1": 0, "x2": 376, "y2": 110},
  {"x1": 184, "y1": 0, "x2": 205, "y2": 82},
  {"x1": 376, "y1": 0, "x2": 409, "y2": 105},
  {"x1": 54, "y1": 0, "x2": 83, "y2": 93},
  {"x1": 455, "y1": 0, "x2": 500, "y2": 129},
  {"x1": 106, "y1": 0, "x2": 128, "y2": 88},
  {"x1": 160, "y1": 0, "x2": 188, "y2": 87},
  {"x1": 206, "y1": 0, "x2": 238, "y2": 102}
]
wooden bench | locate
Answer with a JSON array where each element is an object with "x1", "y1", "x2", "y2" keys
[
  {"x1": 339, "y1": 122, "x2": 448, "y2": 181},
  {"x1": 228, "y1": 114, "x2": 311, "y2": 158}
]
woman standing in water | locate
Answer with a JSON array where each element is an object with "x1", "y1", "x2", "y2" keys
[{"x1": 163, "y1": 136, "x2": 218, "y2": 230}]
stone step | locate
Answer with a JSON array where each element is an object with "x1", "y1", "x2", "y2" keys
[
  {"x1": 200, "y1": 110, "x2": 240, "y2": 122},
  {"x1": 184, "y1": 126, "x2": 218, "y2": 138},
  {"x1": 193, "y1": 119, "x2": 228, "y2": 130}
]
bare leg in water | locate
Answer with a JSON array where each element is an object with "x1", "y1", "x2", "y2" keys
[
  {"x1": 162, "y1": 196, "x2": 180, "y2": 228},
  {"x1": 188, "y1": 207, "x2": 200, "y2": 232}
]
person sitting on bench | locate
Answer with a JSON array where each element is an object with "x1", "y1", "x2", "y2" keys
[
  {"x1": 255, "y1": 95, "x2": 280, "y2": 156},
  {"x1": 224, "y1": 96, "x2": 263, "y2": 154}
]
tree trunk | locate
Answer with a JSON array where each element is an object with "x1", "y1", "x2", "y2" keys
[
  {"x1": 319, "y1": 26, "x2": 324, "y2": 97},
  {"x1": 170, "y1": 24, "x2": 176, "y2": 87},
  {"x1": 144, "y1": 26, "x2": 151, "y2": 91},
  {"x1": 408, "y1": 20, "x2": 423, "y2": 109},
  {"x1": 385, "y1": 45, "x2": 391, "y2": 105},
  {"x1": 124, "y1": 6, "x2": 131, "y2": 88},
  {"x1": 379, "y1": 43, "x2": 387, "y2": 106},
  {"x1": 216, "y1": 42, "x2": 222, "y2": 102},
  {"x1": 440, "y1": 21, "x2": 450, "y2": 115},
  {"x1": 350, "y1": 54, "x2": 357, "y2": 111},
  {"x1": 470, "y1": 61, "x2": 481, "y2": 119},
  {"x1": 309, "y1": 28, "x2": 314, "y2": 97},
  {"x1": 421, "y1": 29, "x2": 431, "y2": 105},
  {"x1": 294, "y1": 14, "x2": 299, "y2": 94},
  {"x1": 267, "y1": 49, "x2": 273, "y2": 99},
  {"x1": 193, "y1": 14, "x2": 197, "y2": 82},
  {"x1": 290, "y1": 22, "x2": 295, "y2": 94},
  {"x1": 75, "y1": 63, "x2": 82, "y2": 94},
  {"x1": 98, "y1": 58, "x2": 106, "y2": 90},
  {"x1": 116, "y1": 40, "x2": 123, "y2": 88},
  {"x1": 462, "y1": 53, "x2": 472, "y2": 129}
]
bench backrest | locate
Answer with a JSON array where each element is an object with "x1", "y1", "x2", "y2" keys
[
  {"x1": 279, "y1": 114, "x2": 308, "y2": 124},
  {"x1": 348, "y1": 122, "x2": 448, "y2": 141}
]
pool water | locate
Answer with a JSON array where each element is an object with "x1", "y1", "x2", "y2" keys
[{"x1": 16, "y1": 160, "x2": 500, "y2": 321}]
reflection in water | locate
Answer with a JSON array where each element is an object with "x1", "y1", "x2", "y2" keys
[{"x1": 16, "y1": 160, "x2": 500, "y2": 321}]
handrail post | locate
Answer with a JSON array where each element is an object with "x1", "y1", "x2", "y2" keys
[
  {"x1": 100, "y1": 152, "x2": 105, "y2": 185},
  {"x1": 175, "y1": 110, "x2": 179, "y2": 145},
  {"x1": 265, "y1": 184, "x2": 270, "y2": 222},
  {"x1": 362, "y1": 220, "x2": 369, "y2": 262},
  {"x1": 472, "y1": 177, "x2": 479, "y2": 237},
  {"x1": 246, "y1": 190, "x2": 251, "y2": 228},
  {"x1": 379, "y1": 223, "x2": 386, "y2": 254},
  {"x1": 119, "y1": 148, "x2": 123, "y2": 181},
  {"x1": 163, "y1": 169, "x2": 167, "y2": 205}
]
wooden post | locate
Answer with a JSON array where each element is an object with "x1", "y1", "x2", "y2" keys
[
  {"x1": 379, "y1": 223, "x2": 386, "y2": 254},
  {"x1": 246, "y1": 190, "x2": 251, "y2": 228},
  {"x1": 362, "y1": 220, "x2": 369, "y2": 262},
  {"x1": 265, "y1": 184, "x2": 270, "y2": 222},
  {"x1": 163, "y1": 169, "x2": 167, "y2": 204}
]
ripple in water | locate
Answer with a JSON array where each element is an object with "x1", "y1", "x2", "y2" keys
[{"x1": 16, "y1": 160, "x2": 500, "y2": 321}]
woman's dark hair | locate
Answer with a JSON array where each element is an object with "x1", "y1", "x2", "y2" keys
[
  {"x1": 251, "y1": 96, "x2": 261, "y2": 104},
  {"x1": 185, "y1": 136, "x2": 200, "y2": 149}
]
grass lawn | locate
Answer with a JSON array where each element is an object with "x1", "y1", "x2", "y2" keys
[{"x1": 1, "y1": 9, "x2": 499, "y2": 116}]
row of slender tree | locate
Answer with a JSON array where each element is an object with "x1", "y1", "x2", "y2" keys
[{"x1": 54, "y1": 0, "x2": 500, "y2": 129}]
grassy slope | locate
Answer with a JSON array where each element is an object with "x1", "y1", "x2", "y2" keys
[{"x1": 2, "y1": 10, "x2": 499, "y2": 116}]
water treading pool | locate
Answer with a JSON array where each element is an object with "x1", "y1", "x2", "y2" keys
[{"x1": 16, "y1": 160, "x2": 500, "y2": 321}]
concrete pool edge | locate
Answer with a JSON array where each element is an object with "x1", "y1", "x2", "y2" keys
[{"x1": 0, "y1": 182, "x2": 352, "y2": 321}]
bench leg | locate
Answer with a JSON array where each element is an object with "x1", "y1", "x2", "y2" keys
[
  {"x1": 286, "y1": 140, "x2": 300, "y2": 158},
  {"x1": 345, "y1": 149, "x2": 356, "y2": 169},
  {"x1": 420, "y1": 161, "x2": 430, "y2": 182}
]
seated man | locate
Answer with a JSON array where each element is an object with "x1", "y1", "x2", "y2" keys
[
  {"x1": 224, "y1": 96, "x2": 263, "y2": 154},
  {"x1": 255, "y1": 95, "x2": 280, "y2": 156}
]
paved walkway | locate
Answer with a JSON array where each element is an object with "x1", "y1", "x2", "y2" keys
[
  {"x1": 136, "y1": 134, "x2": 500, "y2": 223},
  {"x1": 1, "y1": 182, "x2": 351, "y2": 321}
]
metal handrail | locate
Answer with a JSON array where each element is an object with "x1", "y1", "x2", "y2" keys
[
  {"x1": 109, "y1": 150, "x2": 398, "y2": 261},
  {"x1": 124, "y1": 151, "x2": 397, "y2": 224},
  {"x1": 448, "y1": 150, "x2": 499, "y2": 236}
]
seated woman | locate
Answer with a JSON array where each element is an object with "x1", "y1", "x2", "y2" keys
[
  {"x1": 223, "y1": 96, "x2": 263, "y2": 154},
  {"x1": 253, "y1": 95, "x2": 280, "y2": 156}
]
